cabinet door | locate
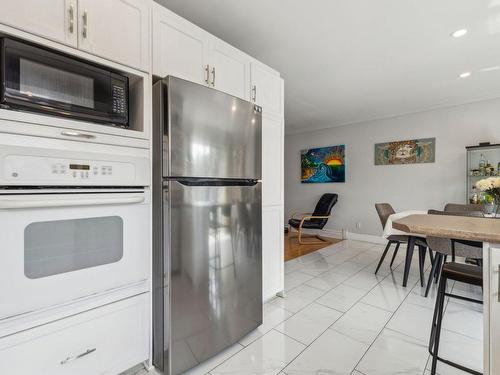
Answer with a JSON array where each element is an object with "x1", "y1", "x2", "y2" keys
[
  {"x1": 251, "y1": 62, "x2": 284, "y2": 117},
  {"x1": 262, "y1": 206, "x2": 284, "y2": 301},
  {"x1": 209, "y1": 38, "x2": 250, "y2": 100},
  {"x1": 77, "y1": 0, "x2": 149, "y2": 71},
  {"x1": 152, "y1": 5, "x2": 209, "y2": 84},
  {"x1": 0, "y1": 0, "x2": 77, "y2": 47},
  {"x1": 262, "y1": 115, "x2": 284, "y2": 207}
]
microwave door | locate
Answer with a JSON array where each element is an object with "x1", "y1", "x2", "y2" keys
[{"x1": 1, "y1": 38, "x2": 128, "y2": 127}]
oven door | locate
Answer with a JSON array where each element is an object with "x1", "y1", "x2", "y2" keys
[{"x1": 0, "y1": 188, "x2": 149, "y2": 320}]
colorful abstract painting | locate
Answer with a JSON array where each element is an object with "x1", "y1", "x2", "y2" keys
[
  {"x1": 301, "y1": 145, "x2": 345, "y2": 183},
  {"x1": 375, "y1": 138, "x2": 435, "y2": 165}
]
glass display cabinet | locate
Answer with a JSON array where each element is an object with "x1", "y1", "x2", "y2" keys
[{"x1": 466, "y1": 143, "x2": 500, "y2": 204}]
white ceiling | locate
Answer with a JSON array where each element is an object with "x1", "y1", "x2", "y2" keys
[{"x1": 155, "y1": 0, "x2": 500, "y2": 133}]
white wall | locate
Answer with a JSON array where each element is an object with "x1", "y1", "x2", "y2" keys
[{"x1": 285, "y1": 98, "x2": 500, "y2": 238}]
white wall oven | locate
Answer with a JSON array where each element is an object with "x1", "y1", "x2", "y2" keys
[{"x1": 0, "y1": 139, "x2": 150, "y2": 321}]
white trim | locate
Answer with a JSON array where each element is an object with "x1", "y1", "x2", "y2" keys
[
  {"x1": 343, "y1": 230, "x2": 387, "y2": 245},
  {"x1": 321, "y1": 228, "x2": 344, "y2": 239},
  {"x1": 287, "y1": 226, "x2": 344, "y2": 240},
  {"x1": 286, "y1": 225, "x2": 387, "y2": 245}
]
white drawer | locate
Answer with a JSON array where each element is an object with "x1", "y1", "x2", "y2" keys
[{"x1": 0, "y1": 293, "x2": 149, "y2": 375}]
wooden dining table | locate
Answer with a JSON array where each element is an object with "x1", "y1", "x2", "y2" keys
[{"x1": 393, "y1": 214, "x2": 500, "y2": 375}]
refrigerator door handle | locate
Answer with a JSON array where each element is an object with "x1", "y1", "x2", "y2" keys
[{"x1": 172, "y1": 178, "x2": 259, "y2": 187}]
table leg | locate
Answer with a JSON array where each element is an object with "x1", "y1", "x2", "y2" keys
[{"x1": 403, "y1": 236, "x2": 416, "y2": 287}]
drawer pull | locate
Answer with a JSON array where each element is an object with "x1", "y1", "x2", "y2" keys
[
  {"x1": 60, "y1": 348, "x2": 96, "y2": 365},
  {"x1": 61, "y1": 130, "x2": 96, "y2": 139}
]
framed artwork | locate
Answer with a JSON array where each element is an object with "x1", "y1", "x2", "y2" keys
[
  {"x1": 375, "y1": 138, "x2": 435, "y2": 165},
  {"x1": 301, "y1": 145, "x2": 345, "y2": 183}
]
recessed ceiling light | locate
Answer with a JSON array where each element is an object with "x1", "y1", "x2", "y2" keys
[
  {"x1": 459, "y1": 71, "x2": 471, "y2": 78},
  {"x1": 451, "y1": 29, "x2": 468, "y2": 38},
  {"x1": 481, "y1": 66, "x2": 500, "y2": 72}
]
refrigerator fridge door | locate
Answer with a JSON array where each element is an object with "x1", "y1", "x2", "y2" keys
[
  {"x1": 156, "y1": 76, "x2": 262, "y2": 180},
  {"x1": 166, "y1": 180, "x2": 262, "y2": 375}
]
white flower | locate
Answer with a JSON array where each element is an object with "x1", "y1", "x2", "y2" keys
[
  {"x1": 476, "y1": 177, "x2": 500, "y2": 191},
  {"x1": 475, "y1": 177, "x2": 500, "y2": 191}
]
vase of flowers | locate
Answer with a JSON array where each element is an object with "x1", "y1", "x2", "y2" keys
[{"x1": 476, "y1": 177, "x2": 500, "y2": 216}]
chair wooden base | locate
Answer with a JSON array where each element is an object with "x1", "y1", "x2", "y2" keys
[{"x1": 289, "y1": 225, "x2": 332, "y2": 245}]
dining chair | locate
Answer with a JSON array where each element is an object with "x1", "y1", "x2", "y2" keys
[
  {"x1": 444, "y1": 203, "x2": 486, "y2": 214},
  {"x1": 374, "y1": 203, "x2": 428, "y2": 280},
  {"x1": 424, "y1": 209, "x2": 483, "y2": 297},
  {"x1": 288, "y1": 193, "x2": 338, "y2": 244}
]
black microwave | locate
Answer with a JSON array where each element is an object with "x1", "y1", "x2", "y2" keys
[{"x1": 0, "y1": 38, "x2": 129, "y2": 127}]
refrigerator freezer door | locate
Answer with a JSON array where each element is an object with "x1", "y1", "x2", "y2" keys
[
  {"x1": 164, "y1": 76, "x2": 262, "y2": 179},
  {"x1": 167, "y1": 180, "x2": 262, "y2": 375}
]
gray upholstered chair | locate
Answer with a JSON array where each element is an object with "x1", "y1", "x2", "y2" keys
[
  {"x1": 424, "y1": 209, "x2": 483, "y2": 297},
  {"x1": 444, "y1": 203, "x2": 486, "y2": 215},
  {"x1": 374, "y1": 203, "x2": 428, "y2": 275}
]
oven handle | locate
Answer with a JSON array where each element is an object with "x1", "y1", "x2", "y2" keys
[{"x1": 0, "y1": 193, "x2": 145, "y2": 209}]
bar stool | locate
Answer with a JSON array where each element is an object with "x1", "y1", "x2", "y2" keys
[
  {"x1": 428, "y1": 260, "x2": 483, "y2": 375},
  {"x1": 425, "y1": 209, "x2": 484, "y2": 298}
]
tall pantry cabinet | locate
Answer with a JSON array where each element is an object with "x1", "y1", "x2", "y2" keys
[{"x1": 152, "y1": 3, "x2": 285, "y2": 300}]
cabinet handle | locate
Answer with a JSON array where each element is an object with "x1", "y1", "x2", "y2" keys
[
  {"x1": 82, "y1": 9, "x2": 88, "y2": 38},
  {"x1": 204, "y1": 65, "x2": 210, "y2": 85},
  {"x1": 68, "y1": 5, "x2": 74, "y2": 34},
  {"x1": 252, "y1": 85, "x2": 257, "y2": 102},
  {"x1": 211, "y1": 67, "x2": 216, "y2": 87},
  {"x1": 61, "y1": 130, "x2": 96, "y2": 139},
  {"x1": 60, "y1": 348, "x2": 96, "y2": 365}
]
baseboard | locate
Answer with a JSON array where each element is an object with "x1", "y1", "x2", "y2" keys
[
  {"x1": 343, "y1": 230, "x2": 387, "y2": 245},
  {"x1": 286, "y1": 226, "x2": 384, "y2": 244},
  {"x1": 320, "y1": 228, "x2": 344, "y2": 239},
  {"x1": 293, "y1": 227, "x2": 344, "y2": 239}
]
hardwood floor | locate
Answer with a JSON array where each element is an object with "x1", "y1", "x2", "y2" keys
[{"x1": 284, "y1": 231, "x2": 341, "y2": 261}]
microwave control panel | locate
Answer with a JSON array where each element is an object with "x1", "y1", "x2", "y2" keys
[
  {"x1": 4, "y1": 155, "x2": 135, "y2": 184},
  {"x1": 112, "y1": 84, "x2": 127, "y2": 115}
]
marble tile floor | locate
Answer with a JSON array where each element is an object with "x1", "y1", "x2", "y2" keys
[{"x1": 127, "y1": 239, "x2": 483, "y2": 375}]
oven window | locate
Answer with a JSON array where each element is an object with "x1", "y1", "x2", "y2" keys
[
  {"x1": 19, "y1": 58, "x2": 95, "y2": 109},
  {"x1": 24, "y1": 216, "x2": 123, "y2": 279}
]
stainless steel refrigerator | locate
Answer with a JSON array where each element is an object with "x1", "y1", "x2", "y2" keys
[{"x1": 152, "y1": 76, "x2": 263, "y2": 375}]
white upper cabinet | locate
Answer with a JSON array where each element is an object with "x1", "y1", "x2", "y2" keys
[
  {"x1": 77, "y1": 0, "x2": 149, "y2": 71},
  {"x1": 262, "y1": 115, "x2": 284, "y2": 207},
  {"x1": 152, "y1": 4, "x2": 209, "y2": 84},
  {"x1": 209, "y1": 39, "x2": 250, "y2": 100},
  {"x1": 251, "y1": 61, "x2": 284, "y2": 117},
  {"x1": 0, "y1": 0, "x2": 77, "y2": 47}
]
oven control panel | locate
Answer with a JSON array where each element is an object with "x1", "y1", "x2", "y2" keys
[{"x1": 4, "y1": 155, "x2": 136, "y2": 184}]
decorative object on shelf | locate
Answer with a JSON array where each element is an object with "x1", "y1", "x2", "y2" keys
[
  {"x1": 374, "y1": 137, "x2": 435, "y2": 165},
  {"x1": 475, "y1": 177, "x2": 500, "y2": 216},
  {"x1": 466, "y1": 143, "x2": 500, "y2": 203},
  {"x1": 301, "y1": 145, "x2": 345, "y2": 183}
]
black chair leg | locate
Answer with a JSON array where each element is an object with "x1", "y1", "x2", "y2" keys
[
  {"x1": 435, "y1": 255, "x2": 446, "y2": 284},
  {"x1": 418, "y1": 245, "x2": 426, "y2": 287},
  {"x1": 425, "y1": 253, "x2": 441, "y2": 297},
  {"x1": 403, "y1": 236, "x2": 416, "y2": 287},
  {"x1": 389, "y1": 242, "x2": 400, "y2": 268},
  {"x1": 430, "y1": 274, "x2": 447, "y2": 374},
  {"x1": 375, "y1": 241, "x2": 393, "y2": 274}
]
